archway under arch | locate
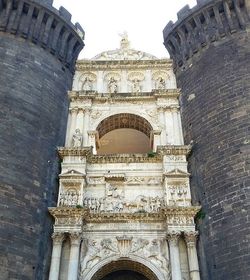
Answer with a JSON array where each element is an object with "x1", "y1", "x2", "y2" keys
[
  {"x1": 96, "y1": 114, "x2": 153, "y2": 154},
  {"x1": 90, "y1": 259, "x2": 159, "y2": 280}
]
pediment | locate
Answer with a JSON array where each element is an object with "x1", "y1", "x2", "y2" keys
[
  {"x1": 60, "y1": 169, "x2": 85, "y2": 178},
  {"x1": 164, "y1": 168, "x2": 190, "y2": 177}
]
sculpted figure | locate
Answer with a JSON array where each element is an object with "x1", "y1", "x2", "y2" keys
[
  {"x1": 131, "y1": 79, "x2": 141, "y2": 94},
  {"x1": 80, "y1": 240, "x2": 101, "y2": 272},
  {"x1": 147, "y1": 239, "x2": 169, "y2": 275},
  {"x1": 156, "y1": 77, "x2": 166, "y2": 90},
  {"x1": 71, "y1": 129, "x2": 82, "y2": 148},
  {"x1": 82, "y1": 77, "x2": 92, "y2": 91},
  {"x1": 108, "y1": 77, "x2": 118, "y2": 95}
]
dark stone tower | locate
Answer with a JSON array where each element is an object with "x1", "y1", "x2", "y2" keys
[
  {"x1": 0, "y1": 0, "x2": 84, "y2": 279},
  {"x1": 163, "y1": 0, "x2": 250, "y2": 279}
]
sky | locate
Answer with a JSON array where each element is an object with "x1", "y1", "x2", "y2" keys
[{"x1": 53, "y1": 0, "x2": 197, "y2": 59}]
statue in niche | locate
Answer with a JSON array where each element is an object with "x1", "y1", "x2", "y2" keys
[
  {"x1": 71, "y1": 128, "x2": 83, "y2": 148},
  {"x1": 82, "y1": 77, "x2": 93, "y2": 91},
  {"x1": 108, "y1": 77, "x2": 118, "y2": 95},
  {"x1": 156, "y1": 77, "x2": 166, "y2": 90},
  {"x1": 131, "y1": 79, "x2": 141, "y2": 94}
]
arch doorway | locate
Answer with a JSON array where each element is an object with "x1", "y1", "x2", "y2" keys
[
  {"x1": 96, "y1": 113, "x2": 153, "y2": 154},
  {"x1": 101, "y1": 270, "x2": 149, "y2": 280},
  {"x1": 90, "y1": 260, "x2": 159, "y2": 280}
]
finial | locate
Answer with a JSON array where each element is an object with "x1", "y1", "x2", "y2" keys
[{"x1": 119, "y1": 31, "x2": 130, "y2": 49}]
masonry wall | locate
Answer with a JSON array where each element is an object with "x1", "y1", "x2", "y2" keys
[
  {"x1": 163, "y1": 0, "x2": 250, "y2": 279},
  {"x1": 0, "y1": 0, "x2": 84, "y2": 279}
]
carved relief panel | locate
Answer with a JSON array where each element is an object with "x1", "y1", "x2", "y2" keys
[
  {"x1": 58, "y1": 170, "x2": 86, "y2": 207},
  {"x1": 80, "y1": 237, "x2": 170, "y2": 279}
]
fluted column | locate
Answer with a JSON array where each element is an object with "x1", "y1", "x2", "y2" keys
[
  {"x1": 49, "y1": 232, "x2": 65, "y2": 280},
  {"x1": 83, "y1": 108, "x2": 91, "y2": 146},
  {"x1": 167, "y1": 232, "x2": 182, "y2": 280},
  {"x1": 67, "y1": 232, "x2": 81, "y2": 280},
  {"x1": 185, "y1": 231, "x2": 200, "y2": 280}
]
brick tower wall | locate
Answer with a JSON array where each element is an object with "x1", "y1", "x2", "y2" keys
[
  {"x1": 163, "y1": 0, "x2": 250, "y2": 279},
  {"x1": 0, "y1": 0, "x2": 84, "y2": 279}
]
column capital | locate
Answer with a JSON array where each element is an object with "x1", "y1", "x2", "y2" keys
[
  {"x1": 51, "y1": 232, "x2": 65, "y2": 244},
  {"x1": 167, "y1": 231, "x2": 181, "y2": 246},
  {"x1": 70, "y1": 107, "x2": 78, "y2": 114},
  {"x1": 83, "y1": 107, "x2": 92, "y2": 114},
  {"x1": 69, "y1": 232, "x2": 82, "y2": 246},
  {"x1": 184, "y1": 231, "x2": 198, "y2": 247}
]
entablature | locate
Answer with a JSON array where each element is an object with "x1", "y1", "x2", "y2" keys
[
  {"x1": 68, "y1": 89, "x2": 181, "y2": 102},
  {"x1": 49, "y1": 206, "x2": 200, "y2": 226},
  {"x1": 57, "y1": 145, "x2": 192, "y2": 163},
  {"x1": 76, "y1": 59, "x2": 173, "y2": 71}
]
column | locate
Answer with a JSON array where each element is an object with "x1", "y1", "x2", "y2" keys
[
  {"x1": 48, "y1": 232, "x2": 65, "y2": 280},
  {"x1": 75, "y1": 108, "x2": 84, "y2": 134},
  {"x1": 151, "y1": 130, "x2": 161, "y2": 152},
  {"x1": 67, "y1": 108, "x2": 78, "y2": 147},
  {"x1": 67, "y1": 232, "x2": 81, "y2": 280},
  {"x1": 184, "y1": 231, "x2": 200, "y2": 280},
  {"x1": 88, "y1": 131, "x2": 97, "y2": 154},
  {"x1": 177, "y1": 111, "x2": 184, "y2": 145},
  {"x1": 164, "y1": 110, "x2": 174, "y2": 144},
  {"x1": 158, "y1": 107, "x2": 167, "y2": 144},
  {"x1": 65, "y1": 110, "x2": 72, "y2": 146},
  {"x1": 172, "y1": 108, "x2": 182, "y2": 145},
  {"x1": 167, "y1": 232, "x2": 182, "y2": 280},
  {"x1": 83, "y1": 108, "x2": 91, "y2": 146}
]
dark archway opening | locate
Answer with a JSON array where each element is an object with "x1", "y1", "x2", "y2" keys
[
  {"x1": 91, "y1": 260, "x2": 158, "y2": 280},
  {"x1": 101, "y1": 270, "x2": 149, "y2": 280}
]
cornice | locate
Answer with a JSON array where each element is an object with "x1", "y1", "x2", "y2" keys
[
  {"x1": 57, "y1": 147, "x2": 92, "y2": 158},
  {"x1": 49, "y1": 207, "x2": 89, "y2": 218},
  {"x1": 76, "y1": 59, "x2": 173, "y2": 71},
  {"x1": 157, "y1": 145, "x2": 192, "y2": 156},
  {"x1": 49, "y1": 206, "x2": 201, "y2": 224},
  {"x1": 87, "y1": 153, "x2": 162, "y2": 164},
  {"x1": 57, "y1": 145, "x2": 192, "y2": 162},
  {"x1": 68, "y1": 89, "x2": 180, "y2": 102}
]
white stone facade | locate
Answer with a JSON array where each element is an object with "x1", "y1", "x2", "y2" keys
[{"x1": 49, "y1": 37, "x2": 201, "y2": 280}]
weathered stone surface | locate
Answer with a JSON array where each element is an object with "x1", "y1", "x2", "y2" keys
[
  {"x1": 163, "y1": 0, "x2": 250, "y2": 279},
  {"x1": 0, "y1": 1, "x2": 84, "y2": 279}
]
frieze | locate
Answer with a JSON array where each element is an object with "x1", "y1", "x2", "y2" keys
[
  {"x1": 57, "y1": 147, "x2": 92, "y2": 158},
  {"x1": 87, "y1": 176, "x2": 105, "y2": 185},
  {"x1": 157, "y1": 145, "x2": 192, "y2": 156},
  {"x1": 165, "y1": 155, "x2": 186, "y2": 161},
  {"x1": 76, "y1": 59, "x2": 173, "y2": 71},
  {"x1": 83, "y1": 222, "x2": 165, "y2": 231},
  {"x1": 80, "y1": 237, "x2": 170, "y2": 279},
  {"x1": 68, "y1": 89, "x2": 180, "y2": 102}
]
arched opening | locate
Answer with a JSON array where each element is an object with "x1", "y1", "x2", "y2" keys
[
  {"x1": 101, "y1": 270, "x2": 149, "y2": 280},
  {"x1": 91, "y1": 259, "x2": 158, "y2": 280},
  {"x1": 96, "y1": 114, "x2": 153, "y2": 154}
]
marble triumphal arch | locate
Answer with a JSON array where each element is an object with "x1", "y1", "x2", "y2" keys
[{"x1": 48, "y1": 36, "x2": 201, "y2": 280}]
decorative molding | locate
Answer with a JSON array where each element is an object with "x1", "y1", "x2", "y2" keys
[
  {"x1": 76, "y1": 59, "x2": 173, "y2": 71},
  {"x1": 157, "y1": 145, "x2": 192, "y2": 156},
  {"x1": 67, "y1": 89, "x2": 180, "y2": 102},
  {"x1": 128, "y1": 71, "x2": 145, "y2": 81}
]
